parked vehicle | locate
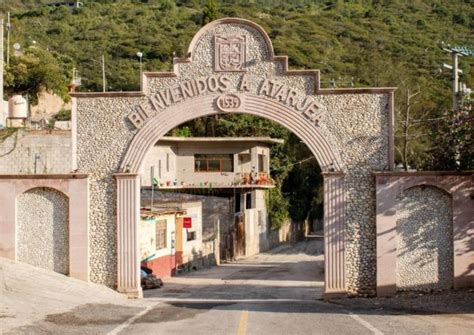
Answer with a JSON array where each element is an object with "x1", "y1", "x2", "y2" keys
[{"x1": 140, "y1": 266, "x2": 163, "y2": 290}]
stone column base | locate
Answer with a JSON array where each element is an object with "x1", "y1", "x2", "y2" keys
[{"x1": 118, "y1": 287, "x2": 143, "y2": 299}]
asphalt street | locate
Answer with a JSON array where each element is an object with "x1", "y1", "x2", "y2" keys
[{"x1": 5, "y1": 239, "x2": 474, "y2": 335}]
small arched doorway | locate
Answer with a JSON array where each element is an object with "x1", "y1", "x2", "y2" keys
[
  {"x1": 395, "y1": 185, "x2": 453, "y2": 291},
  {"x1": 17, "y1": 187, "x2": 70, "y2": 275}
]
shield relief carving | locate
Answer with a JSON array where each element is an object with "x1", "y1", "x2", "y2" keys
[{"x1": 214, "y1": 35, "x2": 246, "y2": 72}]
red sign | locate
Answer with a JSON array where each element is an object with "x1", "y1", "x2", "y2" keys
[{"x1": 183, "y1": 217, "x2": 192, "y2": 228}]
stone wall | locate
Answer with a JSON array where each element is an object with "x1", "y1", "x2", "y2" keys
[
  {"x1": 0, "y1": 130, "x2": 71, "y2": 174},
  {"x1": 375, "y1": 172, "x2": 473, "y2": 296},
  {"x1": 396, "y1": 186, "x2": 453, "y2": 291},
  {"x1": 17, "y1": 187, "x2": 70, "y2": 275},
  {"x1": 178, "y1": 240, "x2": 218, "y2": 273},
  {"x1": 268, "y1": 220, "x2": 311, "y2": 249}
]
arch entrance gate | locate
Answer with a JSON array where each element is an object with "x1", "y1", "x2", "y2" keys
[{"x1": 72, "y1": 18, "x2": 395, "y2": 298}]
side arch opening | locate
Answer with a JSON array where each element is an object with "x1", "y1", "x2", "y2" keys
[
  {"x1": 395, "y1": 185, "x2": 454, "y2": 291},
  {"x1": 16, "y1": 187, "x2": 70, "y2": 275}
]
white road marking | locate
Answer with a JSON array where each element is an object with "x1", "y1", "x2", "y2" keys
[
  {"x1": 349, "y1": 313, "x2": 384, "y2": 335},
  {"x1": 106, "y1": 303, "x2": 157, "y2": 335}
]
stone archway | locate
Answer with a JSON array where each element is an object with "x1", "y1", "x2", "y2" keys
[
  {"x1": 71, "y1": 17, "x2": 395, "y2": 298},
  {"x1": 116, "y1": 94, "x2": 346, "y2": 298}
]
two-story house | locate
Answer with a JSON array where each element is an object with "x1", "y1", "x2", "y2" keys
[{"x1": 139, "y1": 136, "x2": 283, "y2": 269}]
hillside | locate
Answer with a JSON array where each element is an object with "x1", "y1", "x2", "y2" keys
[{"x1": 0, "y1": 1, "x2": 472, "y2": 223}]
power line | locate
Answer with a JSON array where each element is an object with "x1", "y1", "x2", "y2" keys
[{"x1": 269, "y1": 156, "x2": 317, "y2": 173}]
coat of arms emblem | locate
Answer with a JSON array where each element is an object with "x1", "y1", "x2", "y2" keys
[{"x1": 214, "y1": 35, "x2": 246, "y2": 72}]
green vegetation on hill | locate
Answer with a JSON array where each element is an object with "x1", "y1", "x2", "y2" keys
[{"x1": 1, "y1": 0, "x2": 472, "y2": 224}]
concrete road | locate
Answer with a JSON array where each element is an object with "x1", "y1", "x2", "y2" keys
[
  {"x1": 145, "y1": 237, "x2": 325, "y2": 302},
  {"x1": 4, "y1": 238, "x2": 474, "y2": 335}
]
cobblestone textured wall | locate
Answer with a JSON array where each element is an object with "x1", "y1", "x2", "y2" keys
[
  {"x1": 396, "y1": 186, "x2": 453, "y2": 291},
  {"x1": 75, "y1": 21, "x2": 389, "y2": 293},
  {"x1": 17, "y1": 187, "x2": 69, "y2": 275},
  {"x1": 0, "y1": 130, "x2": 71, "y2": 174}
]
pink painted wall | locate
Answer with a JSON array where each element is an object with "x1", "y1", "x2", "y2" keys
[
  {"x1": 142, "y1": 254, "x2": 176, "y2": 279},
  {"x1": 375, "y1": 172, "x2": 473, "y2": 296},
  {"x1": 0, "y1": 175, "x2": 89, "y2": 282}
]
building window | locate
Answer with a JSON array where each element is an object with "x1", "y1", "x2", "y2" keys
[
  {"x1": 187, "y1": 230, "x2": 196, "y2": 241},
  {"x1": 156, "y1": 220, "x2": 167, "y2": 250},
  {"x1": 235, "y1": 194, "x2": 241, "y2": 213},
  {"x1": 246, "y1": 193, "x2": 252, "y2": 209},
  {"x1": 194, "y1": 154, "x2": 233, "y2": 172},
  {"x1": 258, "y1": 154, "x2": 265, "y2": 172}
]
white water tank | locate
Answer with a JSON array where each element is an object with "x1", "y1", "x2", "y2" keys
[{"x1": 8, "y1": 95, "x2": 28, "y2": 119}]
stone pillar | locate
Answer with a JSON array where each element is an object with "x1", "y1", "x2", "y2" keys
[
  {"x1": 115, "y1": 173, "x2": 143, "y2": 298},
  {"x1": 322, "y1": 172, "x2": 346, "y2": 298}
]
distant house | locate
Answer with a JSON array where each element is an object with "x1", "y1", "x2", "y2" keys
[
  {"x1": 139, "y1": 201, "x2": 216, "y2": 279},
  {"x1": 140, "y1": 136, "x2": 282, "y2": 189},
  {"x1": 140, "y1": 136, "x2": 284, "y2": 262}
]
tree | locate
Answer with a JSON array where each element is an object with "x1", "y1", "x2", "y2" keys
[
  {"x1": 398, "y1": 89, "x2": 420, "y2": 171},
  {"x1": 428, "y1": 106, "x2": 473, "y2": 171},
  {"x1": 202, "y1": 0, "x2": 218, "y2": 26},
  {"x1": 4, "y1": 47, "x2": 69, "y2": 105}
]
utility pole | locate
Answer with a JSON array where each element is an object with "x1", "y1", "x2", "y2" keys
[
  {"x1": 442, "y1": 44, "x2": 469, "y2": 111},
  {"x1": 6, "y1": 12, "x2": 10, "y2": 67},
  {"x1": 101, "y1": 54, "x2": 106, "y2": 92}
]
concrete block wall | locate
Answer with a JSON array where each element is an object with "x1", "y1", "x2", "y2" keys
[{"x1": 0, "y1": 130, "x2": 71, "y2": 174}]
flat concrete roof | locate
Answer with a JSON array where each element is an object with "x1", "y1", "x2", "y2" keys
[{"x1": 159, "y1": 136, "x2": 284, "y2": 144}]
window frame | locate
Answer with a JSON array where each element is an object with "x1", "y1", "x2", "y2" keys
[
  {"x1": 155, "y1": 219, "x2": 167, "y2": 250},
  {"x1": 194, "y1": 154, "x2": 234, "y2": 172},
  {"x1": 186, "y1": 230, "x2": 197, "y2": 242}
]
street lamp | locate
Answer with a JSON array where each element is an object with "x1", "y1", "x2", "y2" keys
[{"x1": 137, "y1": 51, "x2": 143, "y2": 90}]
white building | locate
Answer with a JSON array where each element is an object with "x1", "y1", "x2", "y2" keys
[{"x1": 140, "y1": 136, "x2": 284, "y2": 259}]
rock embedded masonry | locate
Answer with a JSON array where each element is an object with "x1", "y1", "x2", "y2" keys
[{"x1": 129, "y1": 74, "x2": 326, "y2": 129}]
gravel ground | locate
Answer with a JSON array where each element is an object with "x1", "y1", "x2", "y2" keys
[{"x1": 328, "y1": 289, "x2": 474, "y2": 315}]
